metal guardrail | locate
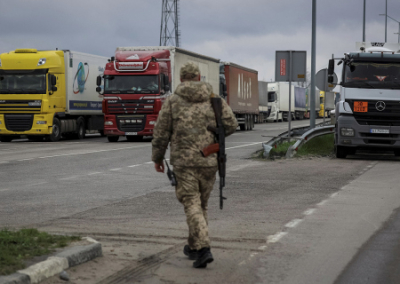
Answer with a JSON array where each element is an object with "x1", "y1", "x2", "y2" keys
[
  {"x1": 286, "y1": 125, "x2": 335, "y2": 158},
  {"x1": 262, "y1": 121, "x2": 334, "y2": 159}
]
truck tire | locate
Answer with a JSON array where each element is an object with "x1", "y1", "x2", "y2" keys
[
  {"x1": 76, "y1": 118, "x2": 86, "y2": 140},
  {"x1": 0, "y1": 136, "x2": 13, "y2": 142},
  {"x1": 335, "y1": 145, "x2": 347, "y2": 159},
  {"x1": 107, "y1": 136, "x2": 119, "y2": 142},
  {"x1": 126, "y1": 135, "x2": 143, "y2": 142},
  {"x1": 394, "y1": 149, "x2": 400, "y2": 156},
  {"x1": 240, "y1": 123, "x2": 246, "y2": 131},
  {"x1": 250, "y1": 115, "x2": 254, "y2": 130},
  {"x1": 49, "y1": 118, "x2": 62, "y2": 142}
]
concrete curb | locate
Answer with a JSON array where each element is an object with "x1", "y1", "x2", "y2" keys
[{"x1": 0, "y1": 238, "x2": 102, "y2": 284}]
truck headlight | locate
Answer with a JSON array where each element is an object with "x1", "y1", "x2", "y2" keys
[
  {"x1": 36, "y1": 121, "x2": 47, "y2": 124},
  {"x1": 105, "y1": 121, "x2": 114, "y2": 126},
  {"x1": 341, "y1": 127, "x2": 354, "y2": 136},
  {"x1": 149, "y1": 121, "x2": 156, "y2": 125}
]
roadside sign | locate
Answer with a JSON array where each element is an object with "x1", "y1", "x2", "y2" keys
[
  {"x1": 316, "y1": 68, "x2": 337, "y2": 92},
  {"x1": 275, "y1": 51, "x2": 307, "y2": 82}
]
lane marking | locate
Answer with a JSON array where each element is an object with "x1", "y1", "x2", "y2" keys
[
  {"x1": 0, "y1": 188, "x2": 9, "y2": 192},
  {"x1": 330, "y1": 192, "x2": 338, "y2": 198},
  {"x1": 303, "y1": 208, "x2": 316, "y2": 215},
  {"x1": 18, "y1": 158, "x2": 34, "y2": 161},
  {"x1": 285, "y1": 219, "x2": 303, "y2": 228},
  {"x1": 226, "y1": 142, "x2": 261, "y2": 150},
  {"x1": 87, "y1": 172, "x2": 102, "y2": 176},
  {"x1": 317, "y1": 200, "x2": 328, "y2": 206},
  {"x1": 110, "y1": 168, "x2": 122, "y2": 171},
  {"x1": 128, "y1": 164, "x2": 141, "y2": 168},
  {"x1": 267, "y1": 232, "x2": 287, "y2": 243}
]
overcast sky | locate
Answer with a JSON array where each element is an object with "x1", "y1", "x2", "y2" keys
[{"x1": 1, "y1": 0, "x2": 400, "y2": 85}]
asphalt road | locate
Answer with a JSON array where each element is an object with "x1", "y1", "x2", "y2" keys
[{"x1": 1, "y1": 119, "x2": 400, "y2": 284}]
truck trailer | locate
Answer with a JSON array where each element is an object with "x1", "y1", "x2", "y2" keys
[
  {"x1": 266, "y1": 82, "x2": 307, "y2": 122},
  {"x1": 220, "y1": 62, "x2": 259, "y2": 130},
  {"x1": 98, "y1": 46, "x2": 220, "y2": 142},
  {"x1": 330, "y1": 42, "x2": 400, "y2": 158},
  {"x1": 0, "y1": 49, "x2": 108, "y2": 142},
  {"x1": 258, "y1": 81, "x2": 270, "y2": 123}
]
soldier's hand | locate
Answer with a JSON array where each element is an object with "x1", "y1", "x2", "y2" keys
[{"x1": 154, "y1": 162, "x2": 165, "y2": 173}]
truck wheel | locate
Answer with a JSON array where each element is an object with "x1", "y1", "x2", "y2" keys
[
  {"x1": 250, "y1": 115, "x2": 254, "y2": 130},
  {"x1": 107, "y1": 136, "x2": 119, "y2": 142},
  {"x1": 49, "y1": 118, "x2": 62, "y2": 142},
  {"x1": 335, "y1": 145, "x2": 347, "y2": 159},
  {"x1": 76, "y1": 118, "x2": 86, "y2": 140},
  {"x1": 126, "y1": 135, "x2": 143, "y2": 142},
  {"x1": 394, "y1": 149, "x2": 400, "y2": 157},
  {"x1": 240, "y1": 123, "x2": 246, "y2": 131},
  {"x1": 0, "y1": 136, "x2": 13, "y2": 142}
]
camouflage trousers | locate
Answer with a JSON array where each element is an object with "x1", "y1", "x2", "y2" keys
[{"x1": 173, "y1": 166, "x2": 218, "y2": 251}]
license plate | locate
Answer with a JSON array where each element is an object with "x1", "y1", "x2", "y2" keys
[
  {"x1": 354, "y1": 101, "x2": 368, "y2": 112},
  {"x1": 370, "y1": 129, "x2": 389, "y2": 134},
  {"x1": 125, "y1": 132, "x2": 137, "y2": 135}
]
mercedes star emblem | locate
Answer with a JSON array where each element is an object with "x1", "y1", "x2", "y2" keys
[{"x1": 375, "y1": 101, "x2": 386, "y2": 111}]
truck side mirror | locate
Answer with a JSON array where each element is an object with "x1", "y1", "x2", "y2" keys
[
  {"x1": 328, "y1": 75, "x2": 334, "y2": 83},
  {"x1": 164, "y1": 75, "x2": 169, "y2": 85},
  {"x1": 96, "y1": 76, "x2": 102, "y2": 86},
  {"x1": 328, "y1": 59, "x2": 334, "y2": 75},
  {"x1": 164, "y1": 85, "x2": 170, "y2": 92},
  {"x1": 51, "y1": 86, "x2": 57, "y2": 92},
  {"x1": 96, "y1": 87, "x2": 102, "y2": 93}
]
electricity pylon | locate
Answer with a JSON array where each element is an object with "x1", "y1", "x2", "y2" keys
[{"x1": 160, "y1": 0, "x2": 181, "y2": 47}]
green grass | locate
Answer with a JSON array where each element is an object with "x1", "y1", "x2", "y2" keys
[
  {"x1": 0, "y1": 228, "x2": 80, "y2": 276},
  {"x1": 270, "y1": 140, "x2": 296, "y2": 156},
  {"x1": 296, "y1": 134, "x2": 334, "y2": 157}
]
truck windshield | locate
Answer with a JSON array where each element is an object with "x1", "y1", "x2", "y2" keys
[
  {"x1": 104, "y1": 75, "x2": 159, "y2": 94},
  {"x1": 0, "y1": 72, "x2": 46, "y2": 94},
  {"x1": 343, "y1": 62, "x2": 400, "y2": 89},
  {"x1": 268, "y1": 92, "x2": 276, "y2": 102}
]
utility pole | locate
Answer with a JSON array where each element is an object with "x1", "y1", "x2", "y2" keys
[
  {"x1": 362, "y1": 0, "x2": 366, "y2": 42},
  {"x1": 160, "y1": 0, "x2": 181, "y2": 47}
]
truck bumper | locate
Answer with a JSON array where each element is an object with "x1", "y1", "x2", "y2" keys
[
  {"x1": 0, "y1": 113, "x2": 53, "y2": 136},
  {"x1": 267, "y1": 111, "x2": 278, "y2": 122},
  {"x1": 336, "y1": 115, "x2": 400, "y2": 149},
  {"x1": 104, "y1": 114, "x2": 156, "y2": 137}
]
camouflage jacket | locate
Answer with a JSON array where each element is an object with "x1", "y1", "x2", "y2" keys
[{"x1": 152, "y1": 81, "x2": 238, "y2": 167}]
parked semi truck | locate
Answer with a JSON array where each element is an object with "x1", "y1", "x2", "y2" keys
[
  {"x1": 258, "y1": 81, "x2": 270, "y2": 123},
  {"x1": 0, "y1": 49, "x2": 108, "y2": 142},
  {"x1": 220, "y1": 62, "x2": 259, "y2": 130},
  {"x1": 97, "y1": 46, "x2": 220, "y2": 142},
  {"x1": 266, "y1": 82, "x2": 306, "y2": 122},
  {"x1": 330, "y1": 42, "x2": 400, "y2": 158}
]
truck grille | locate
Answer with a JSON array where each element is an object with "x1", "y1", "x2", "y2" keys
[
  {"x1": 0, "y1": 100, "x2": 42, "y2": 113},
  {"x1": 346, "y1": 99, "x2": 400, "y2": 126},
  {"x1": 116, "y1": 115, "x2": 146, "y2": 132},
  {"x1": 4, "y1": 114, "x2": 34, "y2": 131},
  {"x1": 107, "y1": 99, "x2": 154, "y2": 115}
]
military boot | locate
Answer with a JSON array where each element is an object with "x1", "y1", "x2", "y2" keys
[
  {"x1": 183, "y1": 245, "x2": 198, "y2": 260},
  {"x1": 193, "y1": 247, "x2": 214, "y2": 268}
]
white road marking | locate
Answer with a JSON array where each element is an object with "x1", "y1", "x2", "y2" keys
[
  {"x1": 226, "y1": 142, "x2": 261, "y2": 150},
  {"x1": 303, "y1": 208, "x2": 316, "y2": 215},
  {"x1": 110, "y1": 168, "x2": 122, "y2": 171},
  {"x1": 87, "y1": 172, "x2": 102, "y2": 175},
  {"x1": 0, "y1": 188, "x2": 9, "y2": 192},
  {"x1": 128, "y1": 164, "x2": 142, "y2": 168},
  {"x1": 285, "y1": 219, "x2": 303, "y2": 228},
  {"x1": 317, "y1": 200, "x2": 328, "y2": 206},
  {"x1": 18, "y1": 158, "x2": 34, "y2": 161},
  {"x1": 330, "y1": 192, "x2": 338, "y2": 198},
  {"x1": 267, "y1": 232, "x2": 288, "y2": 243}
]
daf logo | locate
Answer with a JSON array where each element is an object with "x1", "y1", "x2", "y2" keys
[{"x1": 376, "y1": 101, "x2": 386, "y2": 111}]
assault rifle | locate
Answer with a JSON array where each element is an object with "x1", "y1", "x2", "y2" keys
[{"x1": 200, "y1": 97, "x2": 226, "y2": 209}]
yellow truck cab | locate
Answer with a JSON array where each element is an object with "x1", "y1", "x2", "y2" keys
[{"x1": 0, "y1": 49, "x2": 108, "y2": 142}]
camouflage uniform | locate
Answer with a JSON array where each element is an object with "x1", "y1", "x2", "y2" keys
[{"x1": 152, "y1": 62, "x2": 238, "y2": 251}]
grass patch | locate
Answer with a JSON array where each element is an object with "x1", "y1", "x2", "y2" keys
[
  {"x1": 0, "y1": 228, "x2": 80, "y2": 276},
  {"x1": 296, "y1": 134, "x2": 334, "y2": 157},
  {"x1": 270, "y1": 140, "x2": 296, "y2": 156}
]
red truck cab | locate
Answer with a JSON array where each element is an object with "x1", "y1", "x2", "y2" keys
[{"x1": 97, "y1": 48, "x2": 171, "y2": 142}]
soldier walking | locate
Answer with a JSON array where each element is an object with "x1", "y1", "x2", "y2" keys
[{"x1": 152, "y1": 62, "x2": 237, "y2": 268}]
